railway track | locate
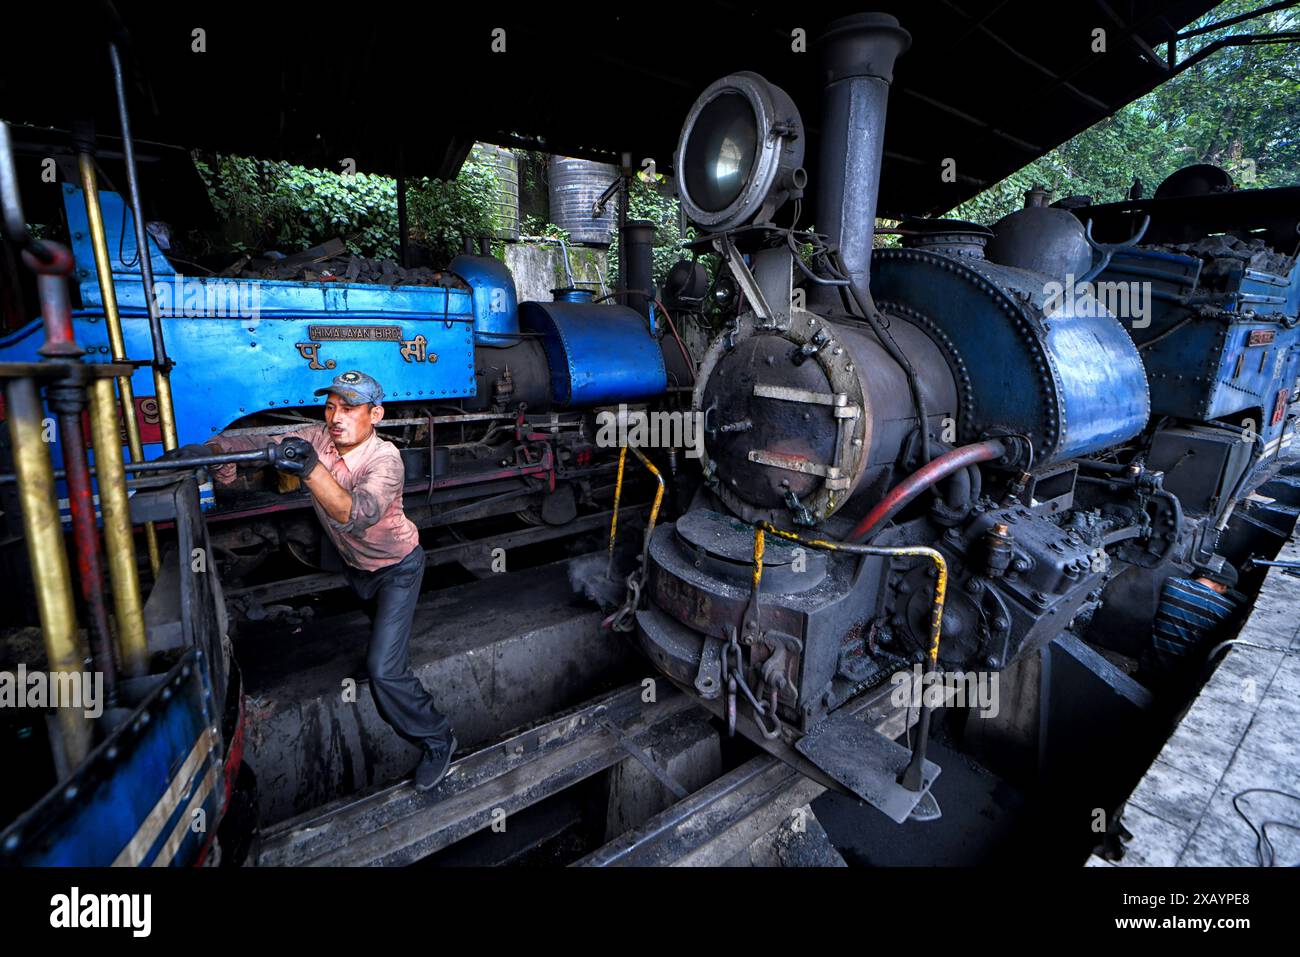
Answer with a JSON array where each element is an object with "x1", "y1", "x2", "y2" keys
[
  {"x1": 257, "y1": 681, "x2": 700, "y2": 866},
  {"x1": 256, "y1": 661, "x2": 924, "y2": 867}
]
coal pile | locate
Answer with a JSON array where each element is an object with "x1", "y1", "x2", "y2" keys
[
  {"x1": 217, "y1": 237, "x2": 467, "y2": 288},
  {"x1": 1161, "y1": 234, "x2": 1296, "y2": 278}
]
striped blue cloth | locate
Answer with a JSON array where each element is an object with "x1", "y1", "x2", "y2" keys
[{"x1": 1152, "y1": 576, "x2": 1242, "y2": 662}]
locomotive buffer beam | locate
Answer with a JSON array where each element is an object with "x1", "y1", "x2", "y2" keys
[
  {"x1": 256, "y1": 680, "x2": 697, "y2": 867},
  {"x1": 638, "y1": 608, "x2": 943, "y2": 824}
]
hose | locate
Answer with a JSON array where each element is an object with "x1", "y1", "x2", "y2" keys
[
  {"x1": 654, "y1": 298, "x2": 696, "y2": 384},
  {"x1": 848, "y1": 439, "x2": 1008, "y2": 542}
]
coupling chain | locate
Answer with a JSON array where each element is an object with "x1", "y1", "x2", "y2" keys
[{"x1": 720, "y1": 628, "x2": 782, "y2": 740}]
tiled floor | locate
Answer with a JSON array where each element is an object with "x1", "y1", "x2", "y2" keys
[{"x1": 1088, "y1": 534, "x2": 1300, "y2": 867}]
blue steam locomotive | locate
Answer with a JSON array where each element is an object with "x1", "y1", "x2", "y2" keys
[
  {"x1": 630, "y1": 13, "x2": 1300, "y2": 822},
  {"x1": 0, "y1": 149, "x2": 682, "y2": 863},
  {"x1": 0, "y1": 185, "x2": 686, "y2": 578}
]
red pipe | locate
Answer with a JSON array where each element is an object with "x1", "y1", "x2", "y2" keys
[
  {"x1": 654, "y1": 299, "x2": 696, "y2": 385},
  {"x1": 57, "y1": 408, "x2": 117, "y2": 700},
  {"x1": 848, "y1": 439, "x2": 1007, "y2": 542},
  {"x1": 21, "y1": 244, "x2": 81, "y2": 359}
]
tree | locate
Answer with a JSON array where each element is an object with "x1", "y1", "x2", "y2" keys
[
  {"x1": 193, "y1": 154, "x2": 498, "y2": 263},
  {"x1": 950, "y1": 0, "x2": 1299, "y2": 222}
]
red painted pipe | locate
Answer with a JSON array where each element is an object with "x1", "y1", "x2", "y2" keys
[
  {"x1": 30, "y1": 237, "x2": 119, "y2": 700},
  {"x1": 21, "y1": 243, "x2": 82, "y2": 359},
  {"x1": 57, "y1": 408, "x2": 117, "y2": 701},
  {"x1": 848, "y1": 439, "x2": 1007, "y2": 542},
  {"x1": 19, "y1": 242, "x2": 74, "y2": 276}
]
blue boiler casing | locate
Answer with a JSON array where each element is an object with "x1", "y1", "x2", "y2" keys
[
  {"x1": 871, "y1": 247, "x2": 1151, "y2": 464},
  {"x1": 520, "y1": 300, "x2": 667, "y2": 407}
]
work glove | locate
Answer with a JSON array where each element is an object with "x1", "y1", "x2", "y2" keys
[{"x1": 269, "y1": 437, "x2": 318, "y2": 476}]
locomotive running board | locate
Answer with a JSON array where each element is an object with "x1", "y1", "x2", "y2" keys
[{"x1": 794, "y1": 711, "x2": 940, "y2": 824}]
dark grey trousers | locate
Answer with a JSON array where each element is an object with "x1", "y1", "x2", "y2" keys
[{"x1": 343, "y1": 545, "x2": 452, "y2": 750}]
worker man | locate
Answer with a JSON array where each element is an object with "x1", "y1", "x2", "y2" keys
[{"x1": 166, "y1": 370, "x2": 457, "y2": 792}]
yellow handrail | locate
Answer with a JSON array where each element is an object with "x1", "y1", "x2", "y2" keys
[{"x1": 606, "y1": 444, "x2": 666, "y2": 573}]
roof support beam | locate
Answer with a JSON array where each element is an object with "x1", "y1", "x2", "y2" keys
[{"x1": 940, "y1": 0, "x2": 1114, "y2": 112}]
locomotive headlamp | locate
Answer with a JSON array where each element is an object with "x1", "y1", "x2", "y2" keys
[{"x1": 675, "y1": 72, "x2": 805, "y2": 232}]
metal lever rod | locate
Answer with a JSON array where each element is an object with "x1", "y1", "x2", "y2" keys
[
  {"x1": 0, "y1": 447, "x2": 277, "y2": 485},
  {"x1": 714, "y1": 233, "x2": 775, "y2": 321},
  {"x1": 125, "y1": 448, "x2": 277, "y2": 472}
]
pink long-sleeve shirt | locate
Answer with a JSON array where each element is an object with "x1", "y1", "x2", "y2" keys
[{"x1": 209, "y1": 423, "x2": 420, "y2": 571}]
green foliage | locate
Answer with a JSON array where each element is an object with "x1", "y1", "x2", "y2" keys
[
  {"x1": 606, "y1": 172, "x2": 694, "y2": 289},
  {"x1": 519, "y1": 215, "x2": 571, "y2": 242},
  {"x1": 192, "y1": 153, "x2": 499, "y2": 263},
  {"x1": 405, "y1": 164, "x2": 499, "y2": 262},
  {"x1": 192, "y1": 144, "x2": 694, "y2": 289},
  {"x1": 950, "y1": 0, "x2": 1299, "y2": 223}
]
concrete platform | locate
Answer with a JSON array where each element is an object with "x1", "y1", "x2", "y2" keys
[
  {"x1": 1088, "y1": 534, "x2": 1300, "y2": 867},
  {"x1": 237, "y1": 559, "x2": 643, "y2": 826}
]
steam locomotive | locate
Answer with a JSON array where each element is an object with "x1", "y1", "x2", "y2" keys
[
  {"x1": 631, "y1": 13, "x2": 1300, "y2": 821},
  {"x1": 0, "y1": 131, "x2": 688, "y2": 862},
  {"x1": 0, "y1": 185, "x2": 690, "y2": 586}
]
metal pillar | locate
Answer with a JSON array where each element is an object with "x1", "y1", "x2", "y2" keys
[
  {"x1": 88, "y1": 376, "x2": 148, "y2": 676},
  {"x1": 108, "y1": 40, "x2": 179, "y2": 451},
  {"x1": 77, "y1": 149, "x2": 161, "y2": 575},
  {"x1": 5, "y1": 377, "x2": 91, "y2": 769}
]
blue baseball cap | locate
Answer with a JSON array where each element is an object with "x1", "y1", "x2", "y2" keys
[{"x1": 313, "y1": 370, "x2": 385, "y2": 406}]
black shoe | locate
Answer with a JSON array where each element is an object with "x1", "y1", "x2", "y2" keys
[{"x1": 414, "y1": 734, "x2": 457, "y2": 792}]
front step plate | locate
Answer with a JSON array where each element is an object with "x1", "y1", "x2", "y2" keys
[{"x1": 795, "y1": 708, "x2": 940, "y2": 824}]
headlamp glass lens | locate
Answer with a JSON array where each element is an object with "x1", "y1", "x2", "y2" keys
[{"x1": 683, "y1": 92, "x2": 757, "y2": 214}]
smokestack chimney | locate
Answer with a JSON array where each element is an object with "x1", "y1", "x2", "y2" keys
[
  {"x1": 621, "y1": 219, "x2": 656, "y2": 320},
  {"x1": 814, "y1": 13, "x2": 911, "y2": 307}
]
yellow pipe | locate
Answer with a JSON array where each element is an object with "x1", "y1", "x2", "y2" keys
[
  {"x1": 77, "y1": 153, "x2": 161, "y2": 575},
  {"x1": 89, "y1": 377, "x2": 148, "y2": 676},
  {"x1": 626, "y1": 446, "x2": 665, "y2": 538},
  {"x1": 5, "y1": 377, "x2": 91, "y2": 767},
  {"x1": 608, "y1": 447, "x2": 629, "y2": 579},
  {"x1": 751, "y1": 526, "x2": 765, "y2": 592},
  {"x1": 152, "y1": 365, "x2": 179, "y2": 451},
  {"x1": 608, "y1": 445, "x2": 627, "y2": 557},
  {"x1": 606, "y1": 445, "x2": 665, "y2": 581},
  {"x1": 756, "y1": 522, "x2": 947, "y2": 666}
]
